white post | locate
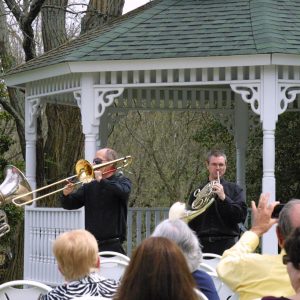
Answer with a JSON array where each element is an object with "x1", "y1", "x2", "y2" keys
[
  {"x1": 261, "y1": 65, "x2": 277, "y2": 254},
  {"x1": 25, "y1": 97, "x2": 43, "y2": 192},
  {"x1": 80, "y1": 73, "x2": 99, "y2": 162},
  {"x1": 77, "y1": 74, "x2": 124, "y2": 161}
]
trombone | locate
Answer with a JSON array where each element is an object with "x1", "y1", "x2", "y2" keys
[{"x1": 0, "y1": 156, "x2": 132, "y2": 207}]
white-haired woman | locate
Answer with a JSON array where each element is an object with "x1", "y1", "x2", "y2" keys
[{"x1": 152, "y1": 218, "x2": 220, "y2": 300}]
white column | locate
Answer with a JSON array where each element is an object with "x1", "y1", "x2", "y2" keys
[
  {"x1": 25, "y1": 97, "x2": 43, "y2": 192},
  {"x1": 80, "y1": 73, "x2": 99, "y2": 162},
  {"x1": 260, "y1": 65, "x2": 278, "y2": 253},
  {"x1": 234, "y1": 94, "x2": 249, "y2": 197},
  {"x1": 76, "y1": 74, "x2": 124, "y2": 162}
]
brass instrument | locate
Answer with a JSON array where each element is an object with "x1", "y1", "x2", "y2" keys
[
  {"x1": 0, "y1": 156, "x2": 132, "y2": 207},
  {"x1": 0, "y1": 165, "x2": 32, "y2": 206},
  {"x1": 169, "y1": 172, "x2": 220, "y2": 223}
]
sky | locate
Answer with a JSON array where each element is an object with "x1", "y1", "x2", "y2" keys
[{"x1": 123, "y1": 0, "x2": 150, "y2": 14}]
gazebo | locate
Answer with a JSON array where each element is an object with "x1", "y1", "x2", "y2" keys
[{"x1": 4, "y1": 0, "x2": 300, "y2": 257}]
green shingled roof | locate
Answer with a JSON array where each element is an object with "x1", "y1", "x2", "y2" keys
[{"x1": 7, "y1": 0, "x2": 300, "y2": 75}]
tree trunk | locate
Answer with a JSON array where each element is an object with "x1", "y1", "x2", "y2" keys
[
  {"x1": 38, "y1": 0, "x2": 84, "y2": 206},
  {"x1": 81, "y1": 0, "x2": 125, "y2": 33}
]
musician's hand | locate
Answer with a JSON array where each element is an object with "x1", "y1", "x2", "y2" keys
[
  {"x1": 251, "y1": 193, "x2": 279, "y2": 237},
  {"x1": 213, "y1": 183, "x2": 226, "y2": 201},
  {"x1": 63, "y1": 181, "x2": 75, "y2": 196},
  {"x1": 94, "y1": 170, "x2": 102, "y2": 182}
]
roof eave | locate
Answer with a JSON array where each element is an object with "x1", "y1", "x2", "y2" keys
[{"x1": 4, "y1": 54, "x2": 282, "y2": 87}]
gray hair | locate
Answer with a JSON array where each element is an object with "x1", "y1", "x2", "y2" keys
[
  {"x1": 152, "y1": 219, "x2": 202, "y2": 272},
  {"x1": 278, "y1": 199, "x2": 300, "y2": 239}
]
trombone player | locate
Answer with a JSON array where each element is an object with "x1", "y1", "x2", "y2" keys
[
  {"x1": 188, "y1": 149, "x2": 247, "y2": 255},
  {"x1": 60, "y1": 148, "x2": 132, "y2": 254}
]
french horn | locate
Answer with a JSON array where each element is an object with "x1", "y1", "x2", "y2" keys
[{"x1": 169, "y1": 172, "x2": 220, "y2": 223}]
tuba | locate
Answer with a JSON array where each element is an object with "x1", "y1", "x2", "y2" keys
[
  {"x1": 0, "y1": 165, "x2": 32, "y2": 206},
  {"x1": 0, "y1": 210, "x2": 10, "y2": 238},
  {"x1": 169, "y1": 172, "x2": 220, "y2": 223}
]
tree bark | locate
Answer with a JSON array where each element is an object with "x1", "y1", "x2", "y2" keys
[
  {"x1": 39, "y1": 0, "x2": 84, "y2": 206},
  {"x1": 81, "y1": 0, "x2": 125, "y2": 33}
]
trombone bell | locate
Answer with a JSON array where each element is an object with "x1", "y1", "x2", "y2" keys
[{"x1": 0, "y1": 165, "x2": 32, "y2": 206}]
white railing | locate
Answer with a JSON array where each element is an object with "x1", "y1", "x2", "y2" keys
[{"x1": 23, "y1": 206, "x2": 169, "y2": 286}]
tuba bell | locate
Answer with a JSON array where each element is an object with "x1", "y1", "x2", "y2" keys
[
  {"x1": 0, "y1": 165, "x2": 32, "y2": 206},
  {"x1": 0, "y1": 210, "x2": 10, "y2": 238}
]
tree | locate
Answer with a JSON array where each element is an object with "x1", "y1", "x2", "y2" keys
[{"x1": 0, "y1": 0, "x2": 125, "y2": 280}]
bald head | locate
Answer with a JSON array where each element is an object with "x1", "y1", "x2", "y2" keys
[
  {"x1": 277, "y1": 200, "x2": 300, "y2": 247},
  {"x1": 96, "y1": 148, "x2": 117, "y2": 162}
]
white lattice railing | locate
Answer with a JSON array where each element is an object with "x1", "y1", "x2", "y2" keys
[{"x1": 23, "y1": 206, "x2": 168, "y2": 286}]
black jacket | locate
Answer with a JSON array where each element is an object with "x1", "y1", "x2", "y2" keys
[
  {"x1": 188, "y1": 178, "x2": 247, "y2": 238},
  {"x1": 60, "y1": 172, "x2": 131, "y2": 242}
]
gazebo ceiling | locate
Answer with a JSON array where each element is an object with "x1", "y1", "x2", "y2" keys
[{"x1": 5, "y1": 0, "x2": 300, "y2": 87}]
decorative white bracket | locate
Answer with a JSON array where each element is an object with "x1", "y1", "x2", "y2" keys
[
  {"x1": 94, "y1": 87, "x2": 124, "y2": 119},
  {"x1": 73, "y1": 91, "x2": 82, "y2": 108},
  {"x1": 230, "y1": 83, "x2": 261, "y2": 116},
  {"x1": 278, "y1": 83, "x2": 300, "y2": 115},
  {"x1": 231, "y1": 82, "x2": 300, "y2": 119}
]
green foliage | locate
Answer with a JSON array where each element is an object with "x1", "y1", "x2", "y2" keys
[
  {"x1": 0, "y1": 111, "x2": 14, "y2": 180},
  {"x1": 275, "y1": 112, "x2": 300, "y2": 201},
  {"x1": 192, "y1": 114, "x2": 236, "y2": 182}
]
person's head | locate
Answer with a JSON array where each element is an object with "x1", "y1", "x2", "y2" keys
[
  {"x1": 206, "y1": 149, "x2": 227, "y2": 181},
  {"x1": 94, "y1": 148, "x2": 118, "y2": 178},
  {"x1": 53, "y1": 229, "x2": 99, "y2": 281},
  {"x1": 276, "y1": 199, "x2": 300, "y2": 248},
  {"x1": 283, "y1": 227, "x2": 300, "y2": 293},
  {"x1": 152, "y1": 219, "x2": 202, "y2": 272},
  {"x1": 114, "y1": 237, "x2": 198, "y2": 300},
  {"x1": 168, "y1": 201, "x2": 187, "y2": 220}
]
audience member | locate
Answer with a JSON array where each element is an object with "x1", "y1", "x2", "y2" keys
[
  {"x1": 217, "y1": 193, "x2": 299, "y2": 300},
  {"x1": 152, "y1": 218, "x2": 220, "y2": 300},
  {"x1": 261, "y1": 227, "x2": 300, "y2": 300},
  {"x1": 113, "y1": 236, "x2": 199, "y2": 300},
  {"x1": 40, "y1": 229, "x2": 118, "y2": 300}
]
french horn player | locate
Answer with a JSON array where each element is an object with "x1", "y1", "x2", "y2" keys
[{"x1": 186, "y1": 149, "x2": 247, "y2": 255}]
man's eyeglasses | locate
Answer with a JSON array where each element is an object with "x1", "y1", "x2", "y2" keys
[
  {"x1": 282, "y1": 254, "x2": 290, "y2": 265},
  {"x1": 93, "y1": 158, "x2": 104, "y2": 165}
]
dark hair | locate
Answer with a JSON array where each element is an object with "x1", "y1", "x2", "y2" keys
[
  {"x1": 114, "y1": 237, "x2": 198, "y2": 300},
  {"x1": 284, "y1": 227, "x2": 300, "y2": 270},
  {"x1": 206, "y1": 149, "x2": 227, "y2": 164},
  {"x1": 278, "y1": 199, "x2": 300, "y2": 240}
]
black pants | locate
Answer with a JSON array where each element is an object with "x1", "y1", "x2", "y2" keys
[
  {"x1": 97, "y1": 238, "x2": 126, "y2": 254},
  {"x1": 200, "y1": 237, "x2": 238, "y2": 255}
]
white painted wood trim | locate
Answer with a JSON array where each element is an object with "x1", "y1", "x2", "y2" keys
[{"x1": 5, "y1": 54, "x2": 271, "y2": 86}]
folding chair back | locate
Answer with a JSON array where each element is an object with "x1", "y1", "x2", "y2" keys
[
  {"x1": 0, "y1": 279, "x2": 52, "y2": 300},
  {"x1": 98, "y1": 258, "x2": 129, "y2": 281},
  {"x1": 98, "y1": 251, "x2": 130, "y2": 263}
]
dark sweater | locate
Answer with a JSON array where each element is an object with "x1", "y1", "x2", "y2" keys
[{"x1": 60, "y1": 172, "x2": 131, "y2": 242}]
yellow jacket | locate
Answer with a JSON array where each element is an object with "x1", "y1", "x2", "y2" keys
[{"x1": 216, "y1": 231, "x2": 294, "y2": 300}]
